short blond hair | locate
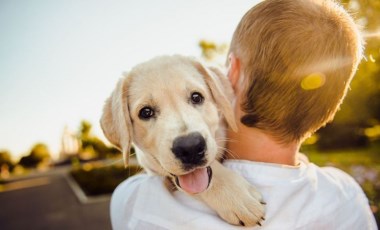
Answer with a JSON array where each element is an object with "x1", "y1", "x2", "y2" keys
[{"x1": 229, "y1": 0, "x2": 363, "y2": 142}]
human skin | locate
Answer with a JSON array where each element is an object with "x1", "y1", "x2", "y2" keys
[{"x1": 226, "y1": 53, "x2": 300, "y2": 166}]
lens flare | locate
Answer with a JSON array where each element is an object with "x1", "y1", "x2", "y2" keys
[
  {"x1": 369, "y1": 54, "x2": 376, "y2": 63},
  {"x1": 363, "y1": 30, "x2": 380, "y2": 39},
  {"x1": 301, "y1": 72, "x2": 326, "y2": 90}
]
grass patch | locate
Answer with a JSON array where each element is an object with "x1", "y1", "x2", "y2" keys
[{"x1": 302, "y1": 144, "x2": 380, "y2": 167}]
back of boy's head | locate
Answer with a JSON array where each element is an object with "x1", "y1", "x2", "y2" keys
[{"x1": 229, "y1": 0, "x2": 363, "y2": 143}]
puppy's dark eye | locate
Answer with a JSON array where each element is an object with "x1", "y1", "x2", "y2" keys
[
  {"x1": 190, "y1": 92, "x2": 204, "y2": 105},
  {"x1": 139, "y1": 107, "x2": 155, "y2": 120}
]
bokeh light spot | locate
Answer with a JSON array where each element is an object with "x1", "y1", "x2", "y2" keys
[
  {"x1": 369, "y1": 54, "x2": 376, "y2": 63},
  {"x1": 301, "y1": 72, "x2": 326, "y2": 90}
]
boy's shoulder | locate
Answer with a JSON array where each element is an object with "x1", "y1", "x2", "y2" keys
[
  {"x1": 297, "y1": 163, "x2": 376, "y2": 229},
  {"x1": 223, "y1": 159, "x2": 376, "y2": 229},
  {"x1": 297, "y1": 153, "x2": 363, "y2": 197},
  {"x1": 110, "y1": 162, "x2": 376, "y2": 229},
  {"x1": 310, "y1": 163, "x2": 361, "y2": 194}
]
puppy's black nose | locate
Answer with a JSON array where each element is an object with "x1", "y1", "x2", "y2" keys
[{"x1": 171, "y1": 132, "x2": 206, "y2": 165}]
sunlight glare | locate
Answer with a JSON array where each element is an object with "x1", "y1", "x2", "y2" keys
[
  {"x1": 301, "y1": 72, "x2": 326, "y2": 90},
  {"x1": 369, "y1": 54, "x2": 376, "y2": 63},
  {"x1": 363, "y1": 30, "x2": 380, "y2": 39}
]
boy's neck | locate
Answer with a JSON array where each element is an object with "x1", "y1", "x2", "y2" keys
[{"x1": 225, "y1": 124, "x2": 301, "y2": 166}]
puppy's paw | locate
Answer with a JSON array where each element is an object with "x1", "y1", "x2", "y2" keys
[
  {"x1": 216, "y1": 182, "x2": 265, "y2": 226},
  {"x1": 199, "y1": 162, "x2": 266, "y2": 226}
]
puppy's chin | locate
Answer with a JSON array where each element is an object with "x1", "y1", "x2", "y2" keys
[{"x1": 172, "y1": 166, "x2": 212, "y2": 194}]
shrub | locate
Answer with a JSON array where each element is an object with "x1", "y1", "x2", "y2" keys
[
  {"x1": 70, "y1": 164, "x2": 141, "y2": 196},
  {"x1": 316, "y1": 123, "x2": 369, "y2": 150}
]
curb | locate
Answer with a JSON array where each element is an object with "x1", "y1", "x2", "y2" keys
[{"x1": 64, "y1": 173, "x2": 111, "y2": 204}]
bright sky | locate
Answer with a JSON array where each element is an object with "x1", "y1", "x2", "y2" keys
[{"x1": 0, "y1": 0, "x2": 259, "y2": 160}]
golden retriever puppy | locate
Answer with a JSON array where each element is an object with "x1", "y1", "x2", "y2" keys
[{"x1": 100, "y1": 55, "x2": 265, "y2": 226}]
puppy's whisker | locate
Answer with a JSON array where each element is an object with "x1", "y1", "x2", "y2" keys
[
  {"x1": 226, "y1": 148, "x2": 239, "y2": 160},
  {"x1": 217, "y1": 146, "x2": 239, "y2": 160},
  {"x1": 135, "y1": 166, "x2": 145, "y2": 174},
  {"x1": 215, "y1": 137, "x2": 229, "y2": 142},
  {"x1": 105, "y1": 158, "x2": 124, "y2": 166},
  {"x1": 169, "y1": 182, "x2": 177, "y2": 191},
  {"x1": 215, "y1": 136, "x2": 238, "y2": 142}
]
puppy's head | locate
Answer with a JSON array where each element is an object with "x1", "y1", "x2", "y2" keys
[{"x1": 101, "y1": 55, "x2": 237, "y2": 194}]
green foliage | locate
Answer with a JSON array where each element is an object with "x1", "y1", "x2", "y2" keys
[
  {"x1": 78, "y1": 120, "x2": 120, "y2": 159},
  {"x1": 18, "y1": 143, "x2": 51, "y2": 168},
  {"x1": 317, "y1": 123, "x2": 369, "y2": 150},
  {"x1": 336, "y1": 0, "x2": 380, "y2": 124},
  {"x1": 198, "y1": 40, "x2": 228, "y2": 64},
  {"x1": 70, "y1": 164, "x2": 141, "y2": 196},
  {"x1": 315, "y1": 0, "x2": 380, "y2": 148},
  {"x1": 79, "y1": 120, "x2": 92, "y2": 140}
]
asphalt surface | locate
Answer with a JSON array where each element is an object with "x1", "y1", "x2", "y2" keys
[{"x1": 0, "y1": 171, "x2": 111, "y2": 230}]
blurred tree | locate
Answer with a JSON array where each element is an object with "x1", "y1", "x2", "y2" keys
[
  {"x1": 199, "y1": 40, "x2": 228, "y2": 64},
  {"x1": 18, "y1": 143, "x2": 51, "y2": 168},
  {"x1": 80, "y1": 120, "x2": 92, "y2": 140},
  {"x1": 334, "y1": 0, "x2": 380, "y2": 124},
  {"x1": 78, "y1": 120, "x2": 120, "y2": 159},
  {"x1": 0, "y1": 150, "x2": 14, "y2": 171}
]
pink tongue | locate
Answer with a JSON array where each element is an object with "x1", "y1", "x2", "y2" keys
[{"x1": 178, "y1": 168, "x2": 209, "y2": 194}]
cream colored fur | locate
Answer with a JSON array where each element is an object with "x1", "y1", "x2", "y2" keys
[{"x1": 100, "y1": 55, "x2": 264, "y2": 226}]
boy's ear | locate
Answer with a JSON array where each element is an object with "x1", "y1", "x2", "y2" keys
[
  {"x1": 100, "y1": 75, "x2": 133, "y2": 166},
  {"x1": 191, "y1": 59, "x2": 238, "y2": 132},
  {"x1": 227, "y1": 53, "x2": 241, "y2": 91}
]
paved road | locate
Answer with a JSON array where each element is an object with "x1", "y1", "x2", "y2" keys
[{"x1": 0, "y1": 171, "x2": 112, "y2": 230}]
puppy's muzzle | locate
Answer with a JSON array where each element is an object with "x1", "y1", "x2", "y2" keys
[{"x1": 171, "y1": 132, "x2": 207, "y2": 168}]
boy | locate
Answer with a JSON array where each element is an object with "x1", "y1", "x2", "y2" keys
[{"x1": 111, "y1": 0, "x2": 377, "y2": 229}]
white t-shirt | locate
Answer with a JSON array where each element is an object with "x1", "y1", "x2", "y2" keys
[{"x1": 110, "y1": 159, "x2": 377, "y2": 230}]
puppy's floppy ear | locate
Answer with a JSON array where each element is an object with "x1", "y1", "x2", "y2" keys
[
  {"x1": 191, "y1": 59, "x2": 238, "y2": 132},
  {"x1": 100, "y1": 75, "x2": 133, "y2": 166}
]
